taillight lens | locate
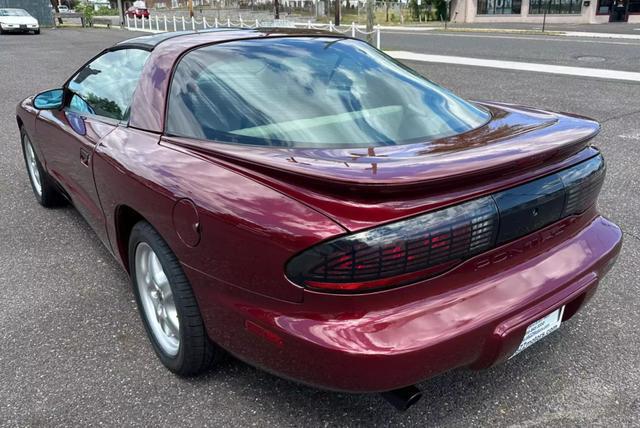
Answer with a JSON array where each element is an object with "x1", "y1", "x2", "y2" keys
[
  {"x1": 286, "y1": 197, "x2": 499, "y2": 292},
  {"x1": 559, "y1": 155, "x2": 605, "y2": 216},
  {"x1": 286, "y1": 154, "x2": 605, "y2": 293}
]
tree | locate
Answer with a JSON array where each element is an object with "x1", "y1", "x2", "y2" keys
[
  {"x1": 365, "y1": 0, "x2": 374, "y2": 44},
  {"x1": 50, "y1": 0, "x2": 63, "y2": 25}
]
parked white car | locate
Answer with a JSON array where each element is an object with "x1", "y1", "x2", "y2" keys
[
  {"x1": 0, "y1": 8, "x2": 40, "y2": 35},
  {"x1": 58, "y1": 5, "x2": 70, "y2": 13}
]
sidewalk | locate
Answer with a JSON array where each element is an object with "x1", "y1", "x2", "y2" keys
[
  {"x1": 383, "y1": 21, "x2": 640, "y2": 40},
  {"x1": 444, "y1": 21, "x2": 640, "y2": 34}
]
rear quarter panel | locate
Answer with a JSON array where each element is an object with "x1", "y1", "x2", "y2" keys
[{"x1": 93, "y1": 127, "x2": 345, "y2": 303}]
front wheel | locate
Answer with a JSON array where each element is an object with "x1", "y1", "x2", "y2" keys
[
  {"x1": 21, "y1": 128, "x2": 65, "y2": 207},
  {"x1": 34, "y1": 29, "x2": 40, "y2": 35},
  {"x1": 129, "y1": 221, "x2": 221, "y2": 375}
]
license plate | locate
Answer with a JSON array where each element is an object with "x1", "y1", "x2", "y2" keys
[
  {"x1": 20, "y1": 24, "x2": 26, "y2": 29},
  {"x1": 510, "y1": 306, "x2": 564, "y2": 358}
]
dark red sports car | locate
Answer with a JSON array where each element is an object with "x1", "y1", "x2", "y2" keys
[
  {"x1": 17, "y1": 29, "x2": 621, "y2": 410},
  {"x1": 126, "y1": 5, "x2": 149, "y2": 19}
]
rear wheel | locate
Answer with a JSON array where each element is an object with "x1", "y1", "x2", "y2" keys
[
  {"x1": 21, "y1": 128, "x2": 66, "y2": 207},
  {"x1": 129, "y1": 221, "x2": 221, "y2": 375}
]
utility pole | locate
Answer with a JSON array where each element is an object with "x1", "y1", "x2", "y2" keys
[
  {"x1": 117, "y1": 0, "x2": 124, "y2": 28},
  {"x1": 365, "y1": 0, "x2": 374, "y2": 45},
  {"x1": 274, "y1": 0, "x2": 280, "y2": 19},
  {"x1": 542, "y1": 0, "x2": 552, "y2": 32},
  {"x1": 335, "y1": 0, "x2": 340, "y2": 25}
]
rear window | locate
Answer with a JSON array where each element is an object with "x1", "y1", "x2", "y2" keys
[{"x1": 166, "y1": 37, "x2": 490, "y2": 148}]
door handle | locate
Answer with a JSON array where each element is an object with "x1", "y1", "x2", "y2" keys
[{"x1": 80, "y1": 148, "x2": 91, "y2": 167}]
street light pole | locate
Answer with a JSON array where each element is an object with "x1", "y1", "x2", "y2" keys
[{"x1": 444, "y1": 0, "x2": 450, "y2": 30}]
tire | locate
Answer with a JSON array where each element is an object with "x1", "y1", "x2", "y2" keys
[
  {"x1": 21, "y1": 128, "x2": 66, "y2": 207},
  {"x1": 34, "y1": 29, "x2": 40, "y2": 35},
  {"x1": 129, "y1": 221, "x2": 221, "y2": 375}
]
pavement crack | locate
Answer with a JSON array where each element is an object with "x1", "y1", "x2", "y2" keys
[
  {"x1": 622, "y1": 229, "x2": 640, "y2": 243},
  {"x1": 601, "y1": 109, "x2": 640, "y2": 124}
]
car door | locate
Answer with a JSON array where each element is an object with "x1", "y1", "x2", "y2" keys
[{"x1": 36, "y1": 48, "x2": 150, "y2": 245}]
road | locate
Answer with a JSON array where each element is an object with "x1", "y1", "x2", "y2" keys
[
  {"x1": 0, "y1": 28, "x2": 638, "y2": 427},
  {"x1": 384, "y1": 30, "x2": 640, "y2": 72}
]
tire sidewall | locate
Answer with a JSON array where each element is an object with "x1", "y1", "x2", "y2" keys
[
  {"x1": 128, "y1": 224, "x2": 189, "y2": 372},
  {"x1": 21, "y1": 129, "x2": 44, "y2": 205}
]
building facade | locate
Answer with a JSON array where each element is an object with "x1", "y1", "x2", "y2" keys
[{"x1": 451, "y1": 0, "x2": 640, "y2": 23}]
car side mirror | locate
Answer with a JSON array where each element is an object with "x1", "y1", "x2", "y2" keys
[{"x1": 33, "y1": 89, "x2": 64, "y2": 110}]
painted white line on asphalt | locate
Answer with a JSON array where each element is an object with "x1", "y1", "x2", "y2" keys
[
  {"x1": 387, "y1": 51, "x2": 640, "y2": 82},
  {"x1": 619, "y1": 133, "x2": 640, "y2": 140},
  {"x1": 384, "y1": 30, "x2": 640, "y2": 46},
  {"x1": 564, "y1": 31, "x2": 640, "y2": 40},
  {"x1": 383, "y1": 26, "x2": 640, "y2": 40},
  {"x1": 377, "y1": 25, "x2": 436, "y2": 31}
]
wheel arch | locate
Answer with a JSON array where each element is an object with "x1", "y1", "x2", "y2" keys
[{"x1": 114, "y1": 204, "x2": 147, "y2": 273}]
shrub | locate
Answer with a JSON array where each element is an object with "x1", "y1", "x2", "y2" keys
[{"x1": 96, "y1": 6, "x2": 118, "y2": 15}]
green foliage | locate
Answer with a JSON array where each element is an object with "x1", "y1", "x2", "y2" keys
[
  {"x1": 74, "y1": 3, "x2": 94, "y2": 19},
  {"x1": 95, "y1": 6, "x2": 118, "y2": 16},
  {"x1": 408, "y1": 0, "x2": 447, "y2": 21},
  {"x1": 85, "y1": 94, "x2": 123, "y2": 120}
]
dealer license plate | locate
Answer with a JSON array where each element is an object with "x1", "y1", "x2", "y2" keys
[{"x1": 510, "y1": 306, "x2": 565, "y2": 358}]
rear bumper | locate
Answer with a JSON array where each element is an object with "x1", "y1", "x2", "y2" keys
[{"x1": 187, "y1": 211, "x2": 622, "y2": 392}]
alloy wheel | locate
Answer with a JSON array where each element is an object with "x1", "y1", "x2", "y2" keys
[{"x1": 135, "y1": 242, "x2": 180, "y2": 356}]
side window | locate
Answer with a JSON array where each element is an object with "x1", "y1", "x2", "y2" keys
[{"x1": 67, "y1": 48, "x2": 150, "y2": 122}]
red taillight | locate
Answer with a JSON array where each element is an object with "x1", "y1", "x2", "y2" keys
[
  {"x1": 286, "y1": 154, "x2": 605, "y2": 293},
  {"x1": 286, "y1": 197, "x2": 499, "y2": 292}
]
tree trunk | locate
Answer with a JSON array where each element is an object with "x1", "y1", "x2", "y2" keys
[
  {"x1": 274, "y1": 0, "x2": 280, "y2": 19},
  {"x1": 335, "y1": 0, "x2": 340, "y2": 25},
  {"x1": 50, "y1": 0, "x2": 63, "y2": 25},
  {"x1": 366, "y1": 0, "x2": 374, "y2": 44}
]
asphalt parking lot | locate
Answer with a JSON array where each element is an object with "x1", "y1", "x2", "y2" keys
[{"x1": 0, "y1": 28, "x2": 638, "y2": 427}]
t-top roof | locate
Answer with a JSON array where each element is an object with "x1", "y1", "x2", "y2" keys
[{"x1": 116, "y1": 28, "x2": 340, "y2": 50}]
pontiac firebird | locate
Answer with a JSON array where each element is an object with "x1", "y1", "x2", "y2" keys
[{"x1": 16, "y1": 29, "x2": 622, "y2": 410}]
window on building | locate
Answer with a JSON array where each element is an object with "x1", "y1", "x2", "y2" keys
[
  {"x1": 529, "y1": 0, "x2": 583, "y2": 14},
  {"x1": 596, "y1": 0, "x2": 613, "y2": 13},
  {"x1": 477, "y1": 0, "x2": 522, "y2": 14}
]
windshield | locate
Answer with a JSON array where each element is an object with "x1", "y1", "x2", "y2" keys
[
  {"x1": 0, "y1": 9, "x2": 30, "y2": 16},
  {"x1": 167, "y1": 37, "x2": 490, "y2": 148}
]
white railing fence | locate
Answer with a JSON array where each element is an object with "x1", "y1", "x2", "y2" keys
[{"x1": 125, "y1": 15, "x2": 382, "y2": 49}]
